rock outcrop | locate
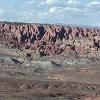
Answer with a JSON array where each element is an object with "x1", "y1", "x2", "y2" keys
[{"x1": 0, "y1": 22, "x2": 100, "y2": 57}]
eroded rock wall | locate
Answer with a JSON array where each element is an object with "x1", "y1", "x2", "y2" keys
[{"x1": 0, "y1": 22, "x2": 100, "y2": 57}]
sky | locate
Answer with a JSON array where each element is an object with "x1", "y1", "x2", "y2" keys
[{"x1": 0, "y1": 0, "x2": 100, "y2": 26}]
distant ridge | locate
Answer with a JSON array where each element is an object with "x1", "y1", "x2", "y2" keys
[
  {"x1": 0, "y1": 21, "x2": 100, "y2": 29},
  {"x1": 55, "y1": 23, "x2": 100, "y2": 28}
]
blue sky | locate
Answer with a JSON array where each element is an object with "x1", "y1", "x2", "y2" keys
[{"x1": 0, "y1": 0, "x2": 100, "y2": 26}]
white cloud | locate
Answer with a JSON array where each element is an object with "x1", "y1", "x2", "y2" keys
[
  {"x1": 48, "y1": 6, "x2": 82, "y2": 19},
  {"x1": 67, "y1": 0, "x2": 80, "y2": 5},
  {"x1": 49, "y1": 6, "x2": 81, "y2": 14},
  {"x1": 45, "y1": 0, "x2": 58, "y2": 5},
  {"x1": 40, "y1": 1, "x2": 45, "y2": 5},
  {"x1": 84, "y1": 1, "x2": 100, "y2": 15},
  {"x1": 23, "y1": 0, "x2": 35, "y2": 7},
  {"x1": 65, "y1": 7, "x2": 81, "y2": 12},
  {"x1": 86, "y1": 1, "x2": 100, "y2": 7},
  {"x1": 41, "y1": 0, "x2": 65, "y2": 5},
  {"x1": 24, "y1": 1, "x2": 35, "y2": 5},
  {"x1": 49, "y1": 6, "x2": 58, "y2": 13}
]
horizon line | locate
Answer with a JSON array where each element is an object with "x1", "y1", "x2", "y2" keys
[{"x1": 0, "y1": 20, "x2": 100, "y2": 28}]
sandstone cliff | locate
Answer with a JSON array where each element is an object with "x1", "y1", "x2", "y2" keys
[{"x1": 0, "y1": 22, "x2": 100, "y2": 57}]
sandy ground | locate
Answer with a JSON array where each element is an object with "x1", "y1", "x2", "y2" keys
[
  {"x1": 0, "y1": 63, "x2": 100, "y2": 100},
  {"x1": 0, "y1": 40, "x2": 100, "y2": 100}
]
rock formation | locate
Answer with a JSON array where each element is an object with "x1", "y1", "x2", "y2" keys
[{"x1": 0, "y1": 22, "x2": 100, "y2": 57}]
